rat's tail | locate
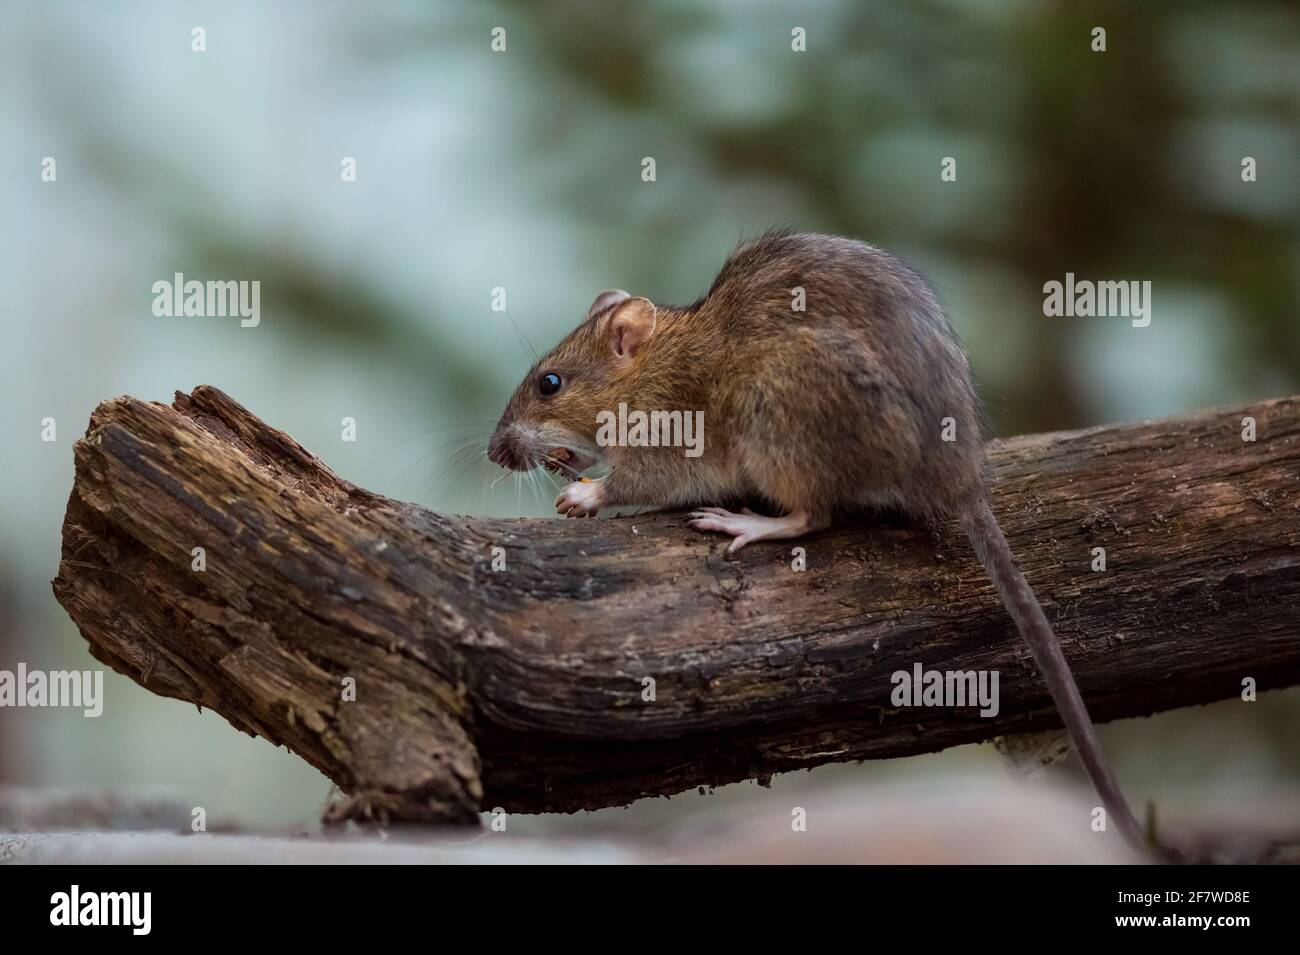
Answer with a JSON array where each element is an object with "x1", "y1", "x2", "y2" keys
[{"x1": 961, "y1": 496, "x2": 1147, "y2": 853}]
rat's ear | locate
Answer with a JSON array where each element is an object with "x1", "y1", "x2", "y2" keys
[
  {"x1": 606, "y1": 297, "x2": 656, "y2": 366},
  {"x1": 586, "y1": 289, "x2": 631, "y2": 322}
]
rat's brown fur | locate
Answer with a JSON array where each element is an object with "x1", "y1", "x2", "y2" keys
[
  {"x1": 489, "y1": 229, "x2": 1151, "y2": 856},
  {"x1": 491, "y1": 230, "x2": 983, "y2": 522}
]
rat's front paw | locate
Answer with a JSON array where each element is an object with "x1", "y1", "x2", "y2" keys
[{"x1": 556, "y1": 478, "x2": 605, "y2": 518}]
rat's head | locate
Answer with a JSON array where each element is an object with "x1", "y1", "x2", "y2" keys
[{"x1": 488, "y1": 289, "x2": 657, "y2": 479}]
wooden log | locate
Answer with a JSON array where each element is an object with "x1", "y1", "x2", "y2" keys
[{"x1": 51, "y1": 387, "x2": 1300, "y2": 823}]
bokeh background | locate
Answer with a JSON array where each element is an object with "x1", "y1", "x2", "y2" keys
[{"x1": 2, "y1": 1, "x2": 1297, "y2": 837}]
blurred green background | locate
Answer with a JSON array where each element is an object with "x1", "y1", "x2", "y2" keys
[{"x1": 2, "y1": 0, "x2": 1297, "y2": 834}]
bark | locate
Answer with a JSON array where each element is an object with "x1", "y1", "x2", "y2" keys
[{"x1": 51, "y1": 387, "x2": 1300, "y2": 823}]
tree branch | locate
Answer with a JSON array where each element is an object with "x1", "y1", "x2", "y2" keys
[{"x1": 52, "y1": 387, "x2": 1300, "y2": 823}]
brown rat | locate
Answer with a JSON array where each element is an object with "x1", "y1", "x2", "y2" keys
[{"x1": 488, "y1": 229, "x2": 1148, "y2": 855}]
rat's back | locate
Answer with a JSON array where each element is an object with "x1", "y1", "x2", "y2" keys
[{"x1": 698, "y1": 231, "x2": 985, "y2": 518}]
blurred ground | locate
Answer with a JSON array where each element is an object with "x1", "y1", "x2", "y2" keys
[
  {"x1": 6, "y1": 778, "x2": 1296, "y2": 863},
  {"x1": 0, "y1": 778, "x2": 1144, "y2": 864}
]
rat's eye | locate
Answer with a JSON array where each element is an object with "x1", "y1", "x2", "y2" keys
[{"x1": 538, "y1": 372, "x2": 562, "y2": 397}]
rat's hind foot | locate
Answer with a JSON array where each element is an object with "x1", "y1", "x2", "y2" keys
[{"x1": 688, "y1": 507, "x2": 819, "y2": 555}]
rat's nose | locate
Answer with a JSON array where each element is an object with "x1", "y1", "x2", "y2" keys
[{"x1": 487, "y1": 431, "x2": 517, "y2": 470}]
